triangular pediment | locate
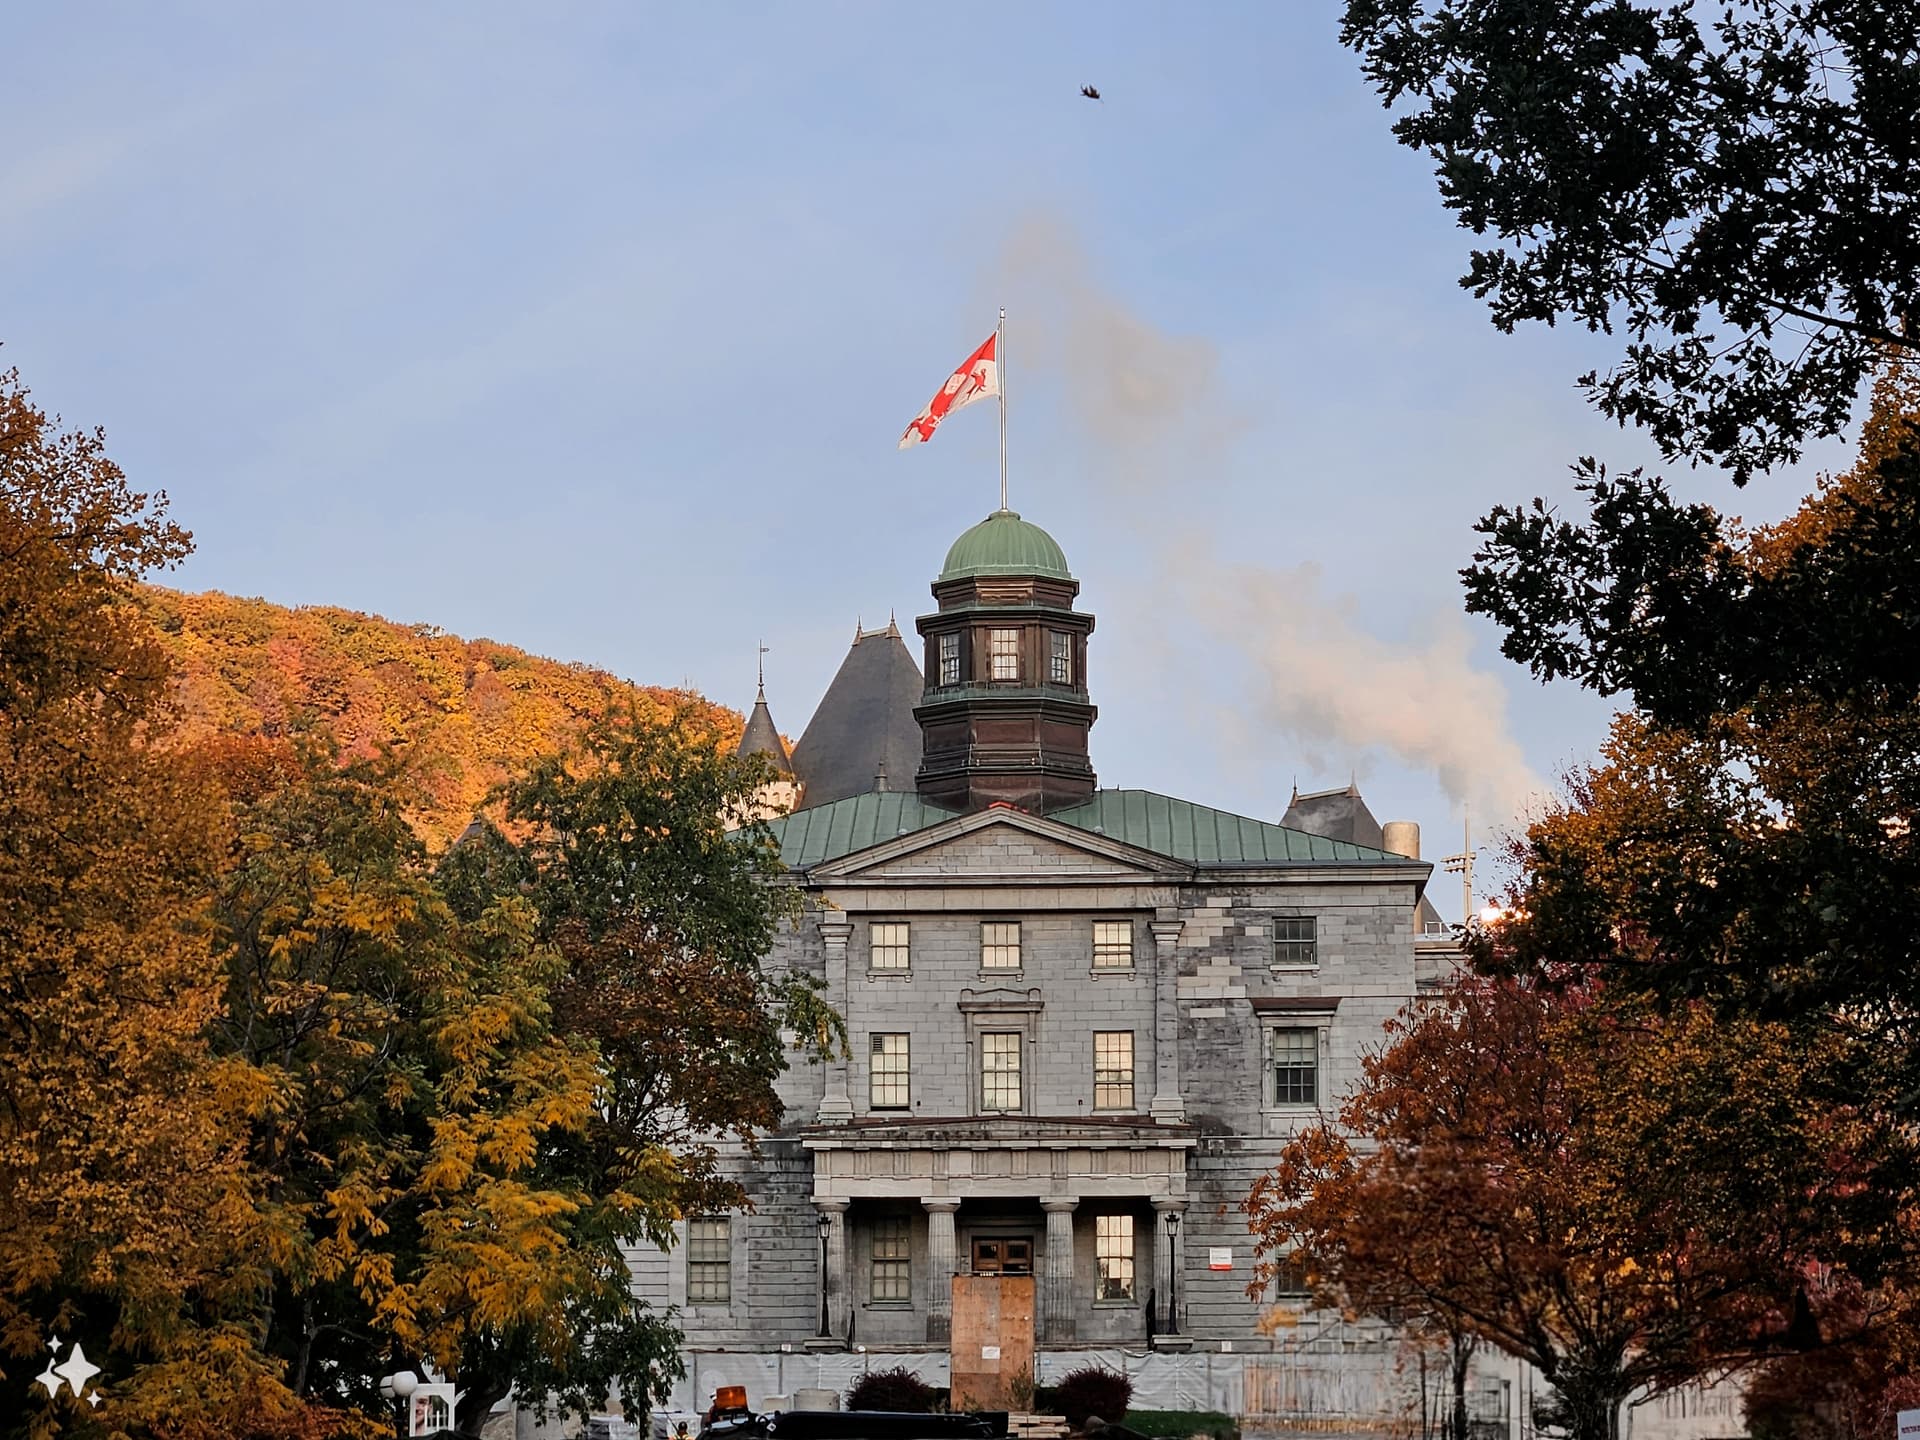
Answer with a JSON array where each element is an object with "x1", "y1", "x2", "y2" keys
[{"x1": 809, "y1": 806, "x2": 1191, "y2": 883}]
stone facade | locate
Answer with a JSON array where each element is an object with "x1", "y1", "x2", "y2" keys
[{"x1": 625, "y1": 804, "x2": 1448, "y2": 1413}]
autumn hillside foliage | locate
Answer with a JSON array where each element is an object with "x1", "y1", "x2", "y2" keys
[{"x1": 134, "y1": 584, "x2": 743, "y2": 850}]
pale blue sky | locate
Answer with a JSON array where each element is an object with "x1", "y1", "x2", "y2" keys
[{"x1": 5, "y1": 5, "x2": 1849, "y2": 915}]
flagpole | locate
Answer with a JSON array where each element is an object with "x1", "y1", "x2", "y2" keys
[{"x1": 997, "y1": 307, "x2": 1009, "y2": 513}]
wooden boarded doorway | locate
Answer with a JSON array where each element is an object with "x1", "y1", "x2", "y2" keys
[{"x1": 950, "y1": 1275, "x2": 1035, "y2": 1412}]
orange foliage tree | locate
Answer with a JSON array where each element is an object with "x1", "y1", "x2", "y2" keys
[{"x1": 1245, "y1": 975, "x2": 1919, "y2": 1440}]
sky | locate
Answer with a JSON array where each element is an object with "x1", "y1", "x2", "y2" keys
[{"x1": 4, "y1": 5, "x2": 1855, "y2": 918}]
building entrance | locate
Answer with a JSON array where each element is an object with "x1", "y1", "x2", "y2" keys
[{"x1": 971, "y1": 1237, "x2": 1033, "y2": 1275}]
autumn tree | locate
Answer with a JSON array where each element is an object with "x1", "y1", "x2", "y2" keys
[
  {"x1": 199, "y1": 738, "x2": 658, "y2": 1439},
  {"x1": 1244, "y1": 976, "x2": 1919, "y2": 1440},
  {"x1": 1340, "y1": 0, "x2": 1920, "y2": 483},
  {"x1": 0, "y1": 369, "x2": 375, "y2": 1437},
  {"x1": 425, "y1": 706, "x2": 837, "y2": 1434}
]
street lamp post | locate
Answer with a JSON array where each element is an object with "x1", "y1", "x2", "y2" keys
[
  {"x1": 380, "y1": 1370, "x2": 419, "y2": 1440},
  {"x1": 816, "y1": 1211, "x2": 832, "y2": 1339},
  {"x1": 1164, "y1": 1212, "x2": 1181, "y2": 1336}
]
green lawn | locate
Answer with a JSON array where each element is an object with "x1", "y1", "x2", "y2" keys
[{"x1": 1122, "y1": 1409, "x2": 1240, "y2": 1440}]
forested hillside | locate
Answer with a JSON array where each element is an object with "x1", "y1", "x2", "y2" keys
[{"x1": 134, "y1": 585, "x2": 741, "y2": 849}]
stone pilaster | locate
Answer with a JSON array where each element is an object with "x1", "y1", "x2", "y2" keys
[
  {"x1": 817, "y1": 919, "x2": 854, "y2": 1122},
  {"x1": 1149, "y1": 918, "x2": 1186, "y2": 1122},
  {"x1": 1041, "y1": 1198, "x2": 1079, "y2": 1343},
  {"x1": 923, "y1": 1199, "x2": 960, "y2": 1343}
]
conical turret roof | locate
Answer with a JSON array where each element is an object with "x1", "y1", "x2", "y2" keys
[
  {"x1": 790, "y1": 622, "x2": 926, "y2": 811},
  {"x1": 736, "y1": 688, "x2": 793, "y2": 776}
]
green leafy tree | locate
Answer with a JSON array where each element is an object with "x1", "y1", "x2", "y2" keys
[{"x1": 1340, "y1": 0, "x2": 1920, "y2": 482}]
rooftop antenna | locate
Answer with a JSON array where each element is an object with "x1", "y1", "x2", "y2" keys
[
  {"x1": 757, "y1": 640, "x2": 770, "y2": 696},
  {"x1": 1441, "y1": 805, "x2": 1474, "y2": 925}
]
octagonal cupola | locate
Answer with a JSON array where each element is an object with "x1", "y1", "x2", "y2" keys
[{"x1": 913, "y1": 510, "x2": 1097, "y2": 812}]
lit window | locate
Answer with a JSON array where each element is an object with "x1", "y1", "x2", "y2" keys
[
  {"x1": 1096, "y1": 1215, "x2": 1135, "y2": 1300},
  {"x1": 871, "y1": 1216, "x2": 911, "y2": 1301},
  {"x1": 1092, "y1": 920, "x2": 1133, "y2": 969},
  {"x1": 981, "y1": 921, "x2": 1021, "y2": 970},
  {"x1": 871, "y1": 921, "x2": 911, "y2": 970},
  {"x1": 939, "y1": 632, "x2": 961, "y2": 686},
  {"x1": 870, "y1": 1033, "x2": 910, "y2": 1109},
  {"x1": 1049, "y1": 630, "x2": 1073, "y2": 685},
  {"x1": 989, "y1": 628, "x2": 1020, "y2": 681},
  {"x1": 687, "y1": 1218, "x2": 730, "y2": 1303},
  {"x1": 1273, "y1": 916, "x2": 1318, "y2": 968},
  {"x1": 1093, "y1": 1031, "x2": 1134, "y2": 1110},
  {"x1": 981, "y1": 1032, "x2": 1022, "y2": 1111},
  {"x1": 1270, "y1": 1028, "x2": 1318, "y2": 1106}
]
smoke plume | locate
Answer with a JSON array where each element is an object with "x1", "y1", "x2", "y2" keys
[{"x1": 988, "y1": 215, "x2": 1547, "y2": 824}]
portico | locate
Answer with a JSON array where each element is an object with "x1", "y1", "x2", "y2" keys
[{"x1": 803, "y1": 1117, "x2": 1193, "y2": 1348}]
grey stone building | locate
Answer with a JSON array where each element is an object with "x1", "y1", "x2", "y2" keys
[{"x1": 630, "y1": 510, "x2": 1471, "y2": 1421}]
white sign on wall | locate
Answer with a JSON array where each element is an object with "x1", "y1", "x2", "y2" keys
[
  {"x1": 1896, "y1": 1408, "x2": 1920, "y2": 1440},
  {"x1": 981, "y1": 1345, "x2": 1001, "y2": 1361},
  {"x1": 1208, "y1": 1247, "x2": 1233, "y2": 1271}
]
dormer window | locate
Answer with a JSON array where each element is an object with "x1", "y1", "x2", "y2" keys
[
  {"x1": 988, "y1": 628, "x2": 1020, "y2": 682},
  {"x1": 938, "y1": 632, "x2": 961, "y2": 686},
  {"x1": 1049, "y1": 630, "x2": 1073, "y2": 686}
]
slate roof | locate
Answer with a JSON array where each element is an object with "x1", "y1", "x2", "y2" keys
[
  {"x1": 762, "y1": 787, "x2": 1425, "y2": 871},
  {"x1": 736, "y1": 690, "x2": 793, "y2": 775},
  {"x1": 1280, "y1": 783, "x2": 1385, "y2": 850},
  {"x1": 789, "y1": 623, "x2": 925, "y2": 810}
]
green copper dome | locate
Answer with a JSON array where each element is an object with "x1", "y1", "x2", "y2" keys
[{"x1": 937, "y1": 510, "x2": 1073, "y2": 582}]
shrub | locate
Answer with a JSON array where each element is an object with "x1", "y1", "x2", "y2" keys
[
  {"x1": 1122, "y1": 1410, "x2": 1240, "y2": 1440},
  {"x1": 846, "y1": 1366, "x2": 941, "y2": 1414},
  {"x1": 1054, "y1": 1366, "x2": 1133, "y2": 1429}
]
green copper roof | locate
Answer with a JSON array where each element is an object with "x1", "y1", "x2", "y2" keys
[
  {"x1": 938, "y1": 510, "x2": 1072, "y2": 582},
  {"x1": 761, "y1": 788, "x2": 1422, "y2": 870}
]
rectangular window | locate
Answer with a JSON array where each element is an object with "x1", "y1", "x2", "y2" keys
[
  {"x1": 1096, "y1": 1215, "x2": 1135, "y2": 1301},
  {"x1": 988, "y1": 628, "x2": 1020, "y2": 682},
  {"x1": 1049, "y1": 629, "x2": 1073, "y2": 685},
  {"x1": 1272, "y1": 1248, "x2": 1312, "y2": 1297},
  {"x1": 1092, "y1": 920, "x2": 1133, "y2": 969},
  {"x1": 1093, "y1": 1031, "x2": 1135, "y2": 1110},
  {"x1": 939, "y1": 632, "x2": 961, "y2": 687},
  {"x1": 870, "y1": 921, "x2": 911, "y2": 971},
  {"x1": 687, "y1": 1218, "x2": 730, "y2": 1303},
  {"x1": 870, "y1": 1033, "x2": 910, "y2": 1109},
  {"x1": 981, "y1": 1032, "x2": 1023, "y2": 1111},
  {"x1": 1270, "y1": 1027, "x2": 1319, "y2": 1106},
  {"x1": 871, "y1": 1216, "x2": 911, "y2": 1301},
  {"x1": 1273, "y1": 915, "x2": 1318, "y2": 968},
  {"x1": 981, "y1": 921, "x2": 1021, "y2": 970}
]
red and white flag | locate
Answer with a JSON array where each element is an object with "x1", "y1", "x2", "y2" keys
[{"x1": 898, "y1": 332, "x2": 999, "y2": 449}]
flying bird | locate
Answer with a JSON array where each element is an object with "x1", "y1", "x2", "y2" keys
[{"x1": 1080, "y1": 85, "x2": 1101, "y2": 101}]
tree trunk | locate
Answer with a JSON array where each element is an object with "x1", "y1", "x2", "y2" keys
[
  {"x1": 456, "y1": 1372, "x2": 514, "y2": 1438},
  {"x1": 1449, "y1": 1339, "x2": 1472, "y2": 1440}
]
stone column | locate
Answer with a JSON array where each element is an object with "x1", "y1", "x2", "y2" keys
[
  {"x1": 923, "y1": 1199, "x2": 960, "y2": 1343},
  {"x1": 1149, "y1": 918, "x2": 1186, "y2": 1122},
  {"x1": 1152, "y1": 1198, "x2": 1189, "y2": 1344},
  {"x1": 809, "y1": 1198, "x2": 849, "y2": 1348},
  {"x1": 1041, "y1": 1198, "x2": 1079, "y2": 1343},
  {"x1": 817, "y1": 919, "x2": 854, "y2": 1122}
]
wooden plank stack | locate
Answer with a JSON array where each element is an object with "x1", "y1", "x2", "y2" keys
[{"x1": 1007, "y1": 1414, "x2": 1071, "y2": 1440}]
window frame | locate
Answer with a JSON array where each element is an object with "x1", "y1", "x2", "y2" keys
[
  {"x1": 938, "y1": 631, "x2": 961, "y2": 687},
  {"x1": 870, "y1": 1215, "x2": 911, "y2": 1303},
  {"x1": 869, "y1": 920, "x2": 911, "y2": 972},
  {"x1": 1091, "y1": 920, "x2": 1134, "y2": 970},
  {"x1": 1272, "y1": 915, "x2": 1319, "y2": 970},
  {"x1": 980, "y1": 1030, "x2": 1023, "y2": 1112},
  {"x1": 1267, "y1": 1025, "x2": 1321, "y2": 1108},
  {"x1": 1093, "y1": 1030, "x2": 1135, "y2": 1111},
  {"x1": 1095, "y1": 1214, "x2": 1136, "y2": 1302},
  {"x1": 686, "y1": 1217, "x2": 732, "y2": 1305},
  {"x1": 980, "y1": 920, "x2": 1022, "y2": 971},
  {"x1": 1049, "y1": 629, "x2": 1074, "y2": 686},
  {"x1": 988, "y1": 627, "x2": 1021, "y2": 682},
  {"x1": 869, "y1": 1032, "x2": 911, "y2": 1110}
]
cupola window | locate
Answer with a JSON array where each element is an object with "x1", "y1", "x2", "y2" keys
[
  {"x1": 1049, "y1": 630, "x2": 1074, "y2": 686},
  {"x1": 988, "y1": 628, "x2": 1021, "y2": 681},
  {"x1": 938, "y1": 632, "x2": 961, "y2": 686}
]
